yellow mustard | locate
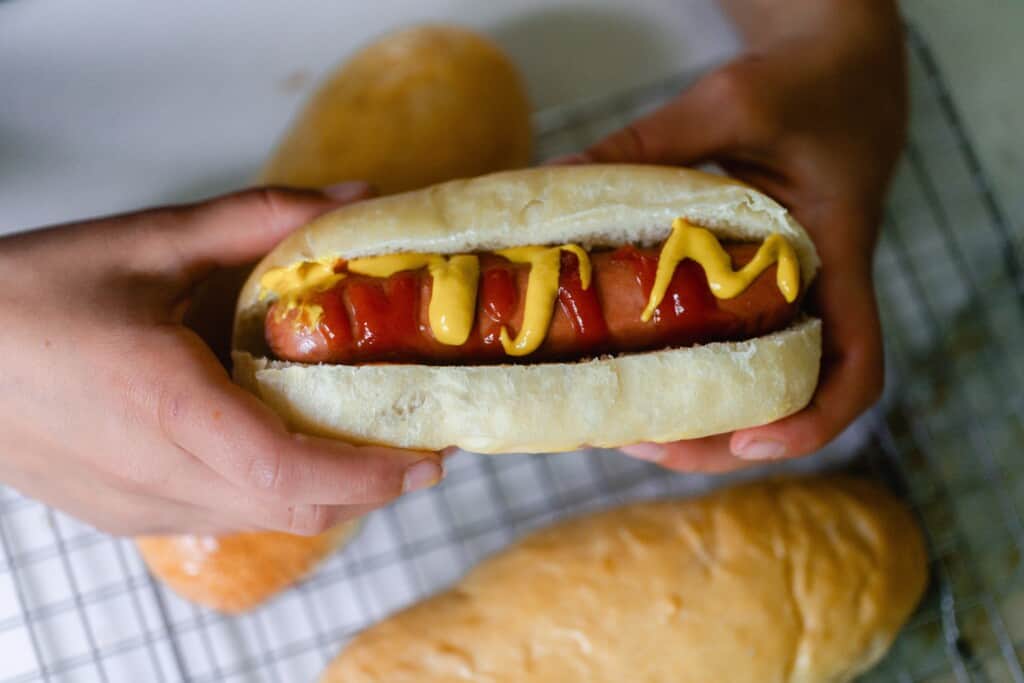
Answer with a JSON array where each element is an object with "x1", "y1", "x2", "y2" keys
[
  {"x1": 641, "y1": 218, "x2": 800, "y2": 322},
  {"x1": 494, "y1": 245, "x2": 592, "y2": 356},
  {"x1": 257, "y1": 220, "x2": 799, "y2": 356},
  {"x1": 347, "y1": 253, "x2": 480, "y2": 346},
  {"x1": 258, "y1": 258, "x2": 345, "y2": 328}
]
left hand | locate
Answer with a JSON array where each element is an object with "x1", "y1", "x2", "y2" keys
[{"x1": 576, "y1": 3, "x2": 906, "y2": 472}]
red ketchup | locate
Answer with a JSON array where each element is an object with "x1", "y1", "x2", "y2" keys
[
  {"x1": 315, "y1": 286, "x2": 353, "y2": 350},
  {"x1": 610, "y1": 245, "x2": 726, "y2": 346},
  {"x1": 556, "y1": 250, "x2": 609, "y2": 352},
  {"x1": 345, "y1": 272, "x2": 421, "y2": 359},
  {"x1": 478, "y1": 266, "x2": 518, "y2": 347}
]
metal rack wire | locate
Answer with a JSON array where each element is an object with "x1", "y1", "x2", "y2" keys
[{"x1": 1, "y1": 27, "x2": 1022, "y2": 682}]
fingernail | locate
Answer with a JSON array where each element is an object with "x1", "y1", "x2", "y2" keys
[
  {"x1": 542, "y1": 152, "x2": 591, "y2": 166},
  {"x1": 322, "y1": 181, "x2": 372, "y2": 201},
  {"x1": 402, "y1": 459, "x2": 443, "y2": 493},
  {"x1": 733, "y1": 440, "x2": 787, "y2": 460},
  {"x1": 620, "y1": 443, "x2": 665, "y2": 462}
]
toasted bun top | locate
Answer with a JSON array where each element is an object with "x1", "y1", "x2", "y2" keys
[{"x1": 235, "y1": 165, "x2": 819, "y2": 352}]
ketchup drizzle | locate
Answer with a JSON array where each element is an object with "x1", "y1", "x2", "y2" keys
[
  {"x1": 477, "y1": 265, "x2": 517, "y2": 347},
  {"x1": 345, "y1": 272, "x2": 420, "y2": 356},
  {"x1": 611, "y1": 245, "x2": 724, "y2": 342},
  {"x1": 315, "y1": 287, "x2": 353, "y2": 348},
  {"x1": 556, "y1": 250, "x2": 609, "y2": 350}
]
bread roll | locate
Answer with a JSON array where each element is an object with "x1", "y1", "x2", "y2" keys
[
  {"x1": 233, "y1": 165, "x2": 822, "y2": 453},
  {"x1": 260, "y1": 25, "x2": 532, "y2": 193},
  {"x1": 321, "y1": 476, "x2": 927, "y2": 683},
  {"x1": 139, "y1": 24, "x2": 533, "y2": 612},
  {"x1": 136, "y1": 524, "x2": 357, "y2": 614}
]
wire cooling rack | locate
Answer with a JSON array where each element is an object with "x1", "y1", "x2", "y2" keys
[{"x1": 2, "y1": 27, "x2": 1023, "y2": 683}]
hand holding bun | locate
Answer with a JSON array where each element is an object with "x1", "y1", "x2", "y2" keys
[
  {"x1": 138, "y1": 24, "x2": 533, "y2": 612},
  {"x1": 234, "y1": 164, "x2": 822, "y2": 453},
  {"x1": 322, "y1": 477, "x2": 927, "y2": 683},
  {"x1": 587, "y1": 1, "x2": 905, "y2": 470}
]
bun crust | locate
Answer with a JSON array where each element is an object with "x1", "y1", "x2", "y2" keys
[
  {"x1": 320, "y1": 476, "x2": 927, "y2": 683},
  {"x1": 234, "y1": 165, "x2": 822, "y2": 453},
  {"x1": 136, "y1": 522, "x2": 358, "y2": 613}
]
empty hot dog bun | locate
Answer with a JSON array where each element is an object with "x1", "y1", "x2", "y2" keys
[
  {"x1": 234, "y1": 165, "x2": 822, "y2": 453},
  {"x1": 321, "y1": 476, "x2": 927, "y2": 683},
  {"x1": 260, "y1": 25, "x2": 531, "y2": 193}
]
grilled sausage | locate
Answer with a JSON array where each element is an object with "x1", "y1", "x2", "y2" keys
[{"x1": 265, "y1": 243, "x2": 800, "y2": 365}]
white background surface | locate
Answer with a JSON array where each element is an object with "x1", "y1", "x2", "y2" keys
[{"x1": 0, "y1": 0, "x2": 739, "y2": 235}]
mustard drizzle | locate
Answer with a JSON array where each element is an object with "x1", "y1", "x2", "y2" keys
[
  {"x1": 641, "y1": 218, "x2": 799, "y2": 322},
  {"x1": 347, "y1": 253, "x2": 481, "y2": 346},
  {"x1": 493, "y1": 245, "x2": 593, "y2": 356},
  {"x1": 258, "y1": 258, "x2": 345, "y2": 328},
  {"x1": 257, "y1": 219, "x2": 800, "y2": 355}
]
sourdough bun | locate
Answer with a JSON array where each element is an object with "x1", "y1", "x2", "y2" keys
[
  {"x1": 234, "y1": 165, "x2": 822, "y2": 453},
  {"x1": 259, "y1": 25, "x2": 531, "y2": 194},
  {"x1": 320, "y1": 476, "x2": 928, "y2": 683},
  {"x1": 136, "y1": 522, "x2": 358, "y2": 613}
]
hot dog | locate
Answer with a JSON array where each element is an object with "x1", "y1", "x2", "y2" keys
[
  {"x1": 233, "y1": 165, "x2": 823, "y2": 454},
  {"x1": 265, "y1": 245, "x2": 800, "y2": 365}
]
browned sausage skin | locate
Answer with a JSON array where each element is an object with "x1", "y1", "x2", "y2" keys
[{"x1": 265, "y1": 243, "x2": 801, "y2": 366}]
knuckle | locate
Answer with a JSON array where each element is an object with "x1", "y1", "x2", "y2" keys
[
  {"x1": 702, "y1": 65, "x2": 776, "y2": 142},
  {"x1": 250, "y1": 187, "x2": 296, "y2": 230},
  {"x1": 152, "y1": 381, "x2": 187, "y2": 443},
  {"x1": 596, "y1": 124, "x2": 650, "y2": 162},
  {"x1": 245, "y1": 443, "x2": 289, "y2": 498},
  {"x1": 284, "y1": 504, "x2": 331, "y2": 536}
]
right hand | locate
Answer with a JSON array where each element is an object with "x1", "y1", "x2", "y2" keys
[
  {"x1": 0, "y1": 185, "x2": 443, "y2": 537},
  {"x1": 579, "y1": 1, "x2": 905, "y2": 472}
]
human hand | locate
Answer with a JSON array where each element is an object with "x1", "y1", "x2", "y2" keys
[
  {"x1": 0, "y1": 184, "x2": 443, "y2": 536},
  {"x1": 583, "y1": 1, "x2": 906, "y2": 471}
]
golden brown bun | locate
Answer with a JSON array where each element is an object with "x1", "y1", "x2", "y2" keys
[
  {"x1": 321, "y1": 477, "x2": 927, "y2": 683},
  {"x1": 234, "y1": 165, "x2": 822, "y2": 453},
  {"x1": 259, "y1": 25, "x2": 532, "y2": 194},
  {"x1": 136, "y1": 523, "x2": 358, "y2": 613}
]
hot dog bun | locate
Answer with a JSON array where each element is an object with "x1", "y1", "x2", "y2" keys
[
  {"x1": 136, "y1": 524, "x2": 358, "y2": 614},
  {"x1": 260, "y1": 25, "x2": 531, "y2": 194},
  {"x1": 234, "y1": 165, "x2": 822, "y2": 453},
  {"x1": 320, "y1": 476, "x2": 927, "y2": 683}
]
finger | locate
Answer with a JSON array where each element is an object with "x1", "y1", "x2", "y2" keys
[
  {"x1": 541, "y1": 153, "x2": 592, "y2": 166},
  {"x1": 156, "y1": 329, "x2": 443, "y2": 506},
  {"x1": 149, "y1": 183, "x2": 373, "y2": 273},
  {"x1": 178, "y1": 181, "x2": 376, "y2": 357},
  {"x1": 222, "y1": 502, "x2": 379, "y2": 537},
  {"x1": 620, "y1": 434, "x2": 751, "y2": 473},
  {"x1": 154, "y1": 445, "x2": 396, "y2": 536},
  {"x1": 730, "y1": 266, "x2": 883, "y2": 461},
  {"x1": 585, "y1": 70, "x2": 740, "y2": 165}
]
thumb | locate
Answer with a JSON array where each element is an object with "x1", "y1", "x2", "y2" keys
[
  {"x1": 586, "y1": 73, "x2": 736, "y2": 166},
  {"x1": 155, "y1": 182, "x2": 373, "y2": 273}
]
